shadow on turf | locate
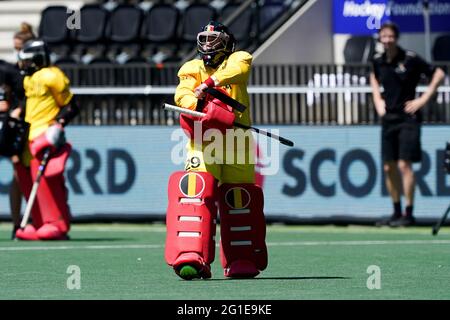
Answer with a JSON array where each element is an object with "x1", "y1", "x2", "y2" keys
[{"x1": 205, "y1": 276, "x2": 350, "y2": 281}]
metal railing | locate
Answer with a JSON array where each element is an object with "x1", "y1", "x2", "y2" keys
[{"x1": 61, "y1": 63, "x2": 450, "y2": 126}]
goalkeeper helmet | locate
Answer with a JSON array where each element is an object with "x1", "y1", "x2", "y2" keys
[
  {"x1": 197, "y1": 21, "x2": 235, "y2": 68},
  {"x1": 18, "y1": 39, "x2": 50, "y2": 75}
]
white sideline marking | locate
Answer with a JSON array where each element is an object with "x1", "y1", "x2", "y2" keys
[{"x1": 1, "y1": 240, "x2": 450, "y2": 252}]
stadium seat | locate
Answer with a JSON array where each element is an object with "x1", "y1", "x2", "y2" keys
[
  {"x1": 433, "y1": 34, "x2": 450, "y2": 62},
  {"x1": 343, "y1": 36, "x2": 376, "y2": 63},
  {"x1": 77, "y1": 5, "x2": 109, "y2": 44},
  {"x1": 142, "y1": 4, "x2": 179, "y2": 43},
  {"x1": 107, "y1": 4, "x2": 144, "y2": 43},
  {"x1": 177, "y1": 3, "x2": 216, "y2": 60},
  {"x1": 181, "y1": 3, "x2": 216, "y2": 42},
  {"x1": 105, "y1": 4, "x2": 145, "y2": 63},
  {"x1": 74, "y1": 4, "x2": 109, "y2": 63},
  {"x1": 39, "y1": 6, "x2": 70, "y2": 44},
  {"x1": 219, "y1": 2, "x2": 254, "y2": 51},
  {"x1": 258, "y1": 1, "x2": 287, "y2": 33},
  {"x1": 140, "y1": 3, "x2": 180, "y2": 63},
  {"x1": 39, "y1": 6, "x2": 72, "y2": 61}
]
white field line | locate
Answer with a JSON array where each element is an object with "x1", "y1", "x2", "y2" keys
[
  {"x1": 1, "y1": 225, "x2": 447, "y2": 235},
  {"x1": 1, "y1": 240, "x2": 450, "y2": 252}
]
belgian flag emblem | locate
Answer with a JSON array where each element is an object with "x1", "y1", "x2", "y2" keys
[
  {"x1": 225, "y1": 187, "x2": 251, "y2": 209},
  {"x1": 179, "y1": 172, "x2": 206, "y2": 198}
]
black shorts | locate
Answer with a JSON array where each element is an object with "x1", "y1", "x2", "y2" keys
[{"x1": 381, "y1": 114, "x2": 422, "y2": 163}]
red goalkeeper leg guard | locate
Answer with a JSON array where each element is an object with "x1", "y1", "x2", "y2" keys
[
  {"x1": 30, "y1": 156, "x2": 71, "y2": 240},
  {"x1": 218, "y1": 184, "x2": 268, "y2": 278},
  {"x1": 165, "y1": 171, "x2": 218, "y2": 280}
]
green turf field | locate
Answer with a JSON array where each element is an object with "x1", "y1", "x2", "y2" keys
[{"x1": 0, "y1": 223, "x2": 449, "y2": 300}]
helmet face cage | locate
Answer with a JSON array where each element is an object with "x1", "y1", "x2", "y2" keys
[
  {"x1": 197, "y1": 22, "x2": 235, "y2": 68},
  {"x1": 197, "y1": 31, "x2": 230, "y2": 55}
]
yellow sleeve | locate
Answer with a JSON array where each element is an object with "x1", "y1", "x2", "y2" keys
[
  {"x1": 212, "y1": 51, "x2": 252, "y2": 87},
  {"x1": 174, "y1": 61, "x2": 201, "y2": 111},
  {"x1": 45, "y1": 67, "x2": 73, "y2": 107}
]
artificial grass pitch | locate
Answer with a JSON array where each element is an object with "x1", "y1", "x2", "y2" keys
[{"x1": 0, "y1": 223, "x2": 449, "y2": 300}]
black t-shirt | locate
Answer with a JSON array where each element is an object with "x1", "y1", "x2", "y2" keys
[
  {"x1": 371, "y1": 47, "x2": 435, "y2": 116},
  {"x1": 0, "y1": 59, "x2": 25, "y2": 111}
]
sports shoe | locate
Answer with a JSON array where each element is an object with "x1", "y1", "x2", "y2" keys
[
  {"x1": 390, "y1": 215, "x2": 416, "y2": 227},
  {"x1": 15, "y1": 225, "x2": 39, "y2": 241},
  {"x1": 36, "y1": 224, "x2": 69, "y2": 240},
  {"x1": 375, "y1": 214, "x2": 401, "y2": 227},
  {"x1": 224, "y1": 260, "x2": 259, "y2": 279}
]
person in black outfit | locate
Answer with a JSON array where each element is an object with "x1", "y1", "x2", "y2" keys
[
  {"x1": 0, "y1": 23, "x2": 36, "y2": 239},
  {"x1": 0, "y1": 59, "x2": 26, "y2": 238},
  {"x1": 370, "y1": 22, "x2": 445, "y2": 227}
]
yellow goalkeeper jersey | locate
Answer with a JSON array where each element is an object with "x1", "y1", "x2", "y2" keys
[
  {"x1": 23, "y1": 66, "x2": 73, "y2": 140},
  {"x1": 175, "y1": 51, "x2": 252, "y2": 127}
]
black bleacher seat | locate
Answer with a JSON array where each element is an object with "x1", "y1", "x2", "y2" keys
[
  {"x1": 343, "y1": 36, "x2": 376, "y2": 63},
  {"x1": 180, "y1": 3, "x2": 216, "y2": 43},
  {"x1": 106, "y1": 4, "x2": 144, "y2": 63},
  {"x1": 74, "y1": 4, "x2": 109, "y2": 62},
  {"x1": 258, "y1": 1, "x2": 286, "y2": 33},
  {"x1": 39, "y1": 6, "x2": 70, "y2": 44},
  {"x1": 39, "y1": 6, "x2": 72, "y2": 61},
  {"x1": 107, "y1": 4, "x2": 144, "y2": 43},
  {"x1": 77, "y1": 4, "x2": 109, "y2": 43},
  {"x1": 219, "y1": 2, "x2": 254, "y2": 51},
  {"x1": 433, "y1": 34, "x2": 450, "y2": 62},
  {"x1": 141, "y1": 3, "x2": 180, "y2": 63},
  {"x1": 142, "y1": 3, "x2": 179, "y2": 43},
  {"x1": 177, "y1": 3, "x2": 216, "y2": 59}
]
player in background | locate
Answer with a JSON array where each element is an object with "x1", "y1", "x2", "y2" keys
[
  {"x1": 15, "y1": 39, "x2": 79, "y2": 240},
  {"x1": 8, "y1": 22, "x2": 36, "y2": 238}
]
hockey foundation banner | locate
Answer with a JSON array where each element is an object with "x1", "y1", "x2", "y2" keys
[{"x1": 333, "y1": 0, "x2": 450, "y2": 35}]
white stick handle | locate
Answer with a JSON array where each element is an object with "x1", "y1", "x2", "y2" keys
[
  {"x1": 20, "y1": 181, "x2": 39, "y2": 228},
  {"x1": 163, "y1": 103, "x2": 205, "y2": 118},
  {"x1": 20, "y1": 149, "x2": 51, "y2": 229}
]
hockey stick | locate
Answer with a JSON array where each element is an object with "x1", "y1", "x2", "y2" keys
[
  {"x1": 19, "y1": 148, "x2": 51, "y2": 229},
  {"x1": 432, "y1": 203, "x2": 450, "y2": 236},
  {"x1": 163, "y1": 103, "x2": 294, "y2": 147}
]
